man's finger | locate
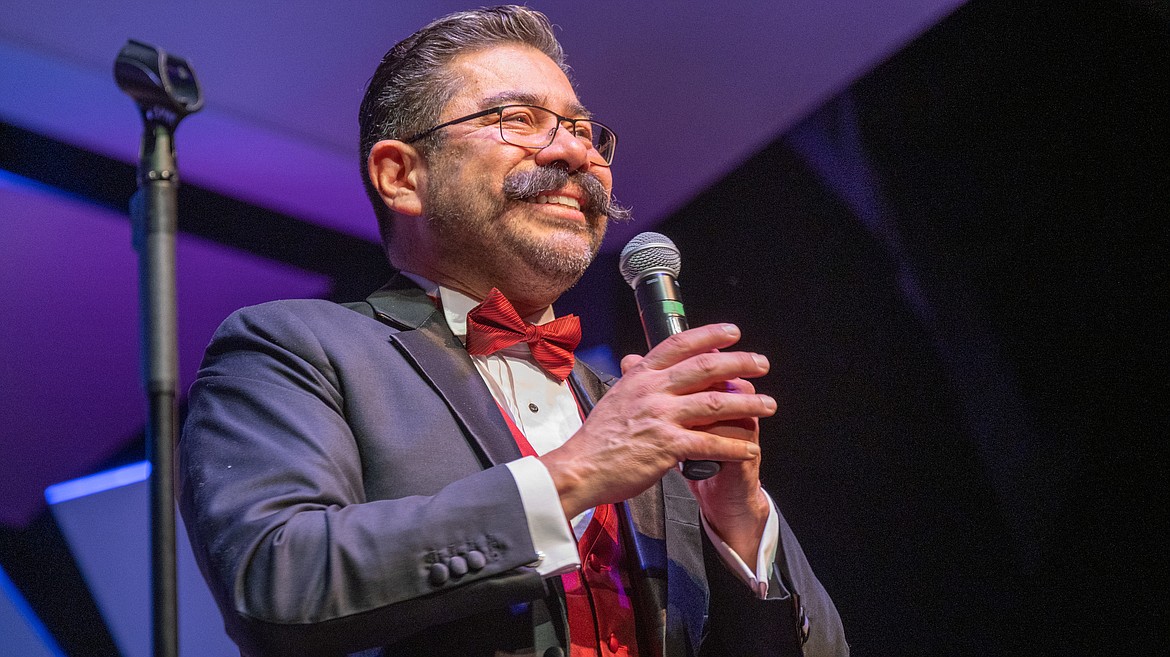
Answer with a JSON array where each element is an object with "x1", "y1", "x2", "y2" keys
[
  {"x1": 671, "y1": 391, "x2": 776, "y2": 426},
  {"x1": 665, "y1": 351, "x2": 769, "y2": 393},
  {"x1": 677, "y1": 428, "x2": 761, "y2": 462},
  {"x1": 636, "y1": 324, "x2": 743, "y2": 370}
]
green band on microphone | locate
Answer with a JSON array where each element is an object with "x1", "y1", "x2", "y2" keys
[{"x1": 661, "y1": 300, "x2": 685, "y2": 316}]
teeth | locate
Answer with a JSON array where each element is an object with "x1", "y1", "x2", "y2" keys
[{"x1": 533, "y1": 194, "x2": 581, "y2": 211}]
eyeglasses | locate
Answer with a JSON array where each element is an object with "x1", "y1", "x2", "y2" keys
[{"x1": 401, "y1": 104, "x2": 617, "y2": 166}]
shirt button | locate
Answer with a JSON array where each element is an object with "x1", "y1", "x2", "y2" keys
[{"x1": 528, "y1": 402, "x2": 539, "y2": 413}]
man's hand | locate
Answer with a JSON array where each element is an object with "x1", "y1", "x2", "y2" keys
[
  {"x1": 683, "y1": 374, "x2": 771, "y2": 567},
  {"x1": 539, "y1": 323, "x2": 775, "y2": 542}
]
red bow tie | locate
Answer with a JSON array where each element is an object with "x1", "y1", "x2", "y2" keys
[{"x1": 465, "y1": 288, "x2": 582, "y2": 382}]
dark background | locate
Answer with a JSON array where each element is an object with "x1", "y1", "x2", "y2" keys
[{"x1": 3, "y1": 1, "x2": 1167, "y2": 654}]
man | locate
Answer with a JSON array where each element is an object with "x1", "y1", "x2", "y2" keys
[{"x1": 180, "y1": 6, "x2": 847, "y2": 656}]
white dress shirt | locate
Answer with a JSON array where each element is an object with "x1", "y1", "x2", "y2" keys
[{"x1": 402, "y1": 273, "x2": 779, "y2": 598}]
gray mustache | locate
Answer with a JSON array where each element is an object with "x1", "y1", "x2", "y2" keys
[{"x1": 503, "y1": 166, "x2": 632, "y2": 223}]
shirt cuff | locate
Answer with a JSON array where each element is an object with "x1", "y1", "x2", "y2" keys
[
  {"x1": 699, "y1": 488, "x2": 780, "y2": 599},
  {"x1": 504, "y1": 456, "x2": 580, "y2": 577}
]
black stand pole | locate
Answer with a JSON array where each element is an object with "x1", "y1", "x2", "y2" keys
[
  {"x1": 116, "y1": 40, "x2": 203, "y2": 657},
  {"x1": 133, "y1": 122, "x2": 180, "y2": 657}
]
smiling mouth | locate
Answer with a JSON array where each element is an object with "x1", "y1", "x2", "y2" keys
[{"x1": 526, "y1": 194, "x2": 582, "y2": 211}]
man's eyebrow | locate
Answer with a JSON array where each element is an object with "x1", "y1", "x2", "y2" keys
[{"x1": 478, "y1": 92, "x2": 591, "y2": 119}]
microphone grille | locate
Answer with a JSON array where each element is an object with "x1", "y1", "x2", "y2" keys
[{"x1": 619, "y1": 231, "x2": 681, "y2": 287}]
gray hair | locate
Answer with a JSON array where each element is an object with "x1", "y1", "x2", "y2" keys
[{"x1": 358, "y1": 5, "x2": 569, "y2": 241}]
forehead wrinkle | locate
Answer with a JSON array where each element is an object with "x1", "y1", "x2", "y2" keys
[{"x1": 478, "y1": 91, "x2": 591, "y2": 119}]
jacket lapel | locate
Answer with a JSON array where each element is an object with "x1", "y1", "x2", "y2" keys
[
  {"x1": 661, "y1": 470, "x2": 707, "y2": 655},
  {"x1": 364, "y1": 276, "x2": 523, "y2": 468}
]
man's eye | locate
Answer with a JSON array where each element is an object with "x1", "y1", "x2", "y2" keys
[{"x1": 501, "y1": 111, "x2": 537, "y2": 127}]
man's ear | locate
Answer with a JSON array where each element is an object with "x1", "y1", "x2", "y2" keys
[{"x1": 368, "y1": 139, "x2": 426, "y2": 217}]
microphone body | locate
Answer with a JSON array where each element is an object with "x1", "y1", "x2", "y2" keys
[
  {"x1": 633, "y1": 272, "x2": 689, "y2": 346},
  {"x1": 621, "y1": 232, "x2": 721, "y2": 481}
]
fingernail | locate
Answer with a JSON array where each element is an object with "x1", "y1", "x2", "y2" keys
[
  {"x1": 721, "y1": 323, "x2": 739, "y2": 336},
  {"x1": 762, "y1": 396, "x2": 777, "y2": 411},
  {"x1": 746, "y1": 443, "x2": 761, "y2": 457},
  {"x1": 752, "y1": 353, "x2": 768, "y2": 369}
]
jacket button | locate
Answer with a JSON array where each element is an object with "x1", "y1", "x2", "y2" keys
[
  {"x1": 448, "y1": 555, "x2": 469, "y2": 577},
  {"x1": 427, "y1": 562, "x2": 449, "y2": 586},
  {"x1": 466, "y1": 550, "x2": 487, "y2": 570},
  {"x1": 606, "y1": 632, "x2": 621, "y2": 652},
  {"x1": 586, "y1": 554, "x2": 601, "y2": 571}
]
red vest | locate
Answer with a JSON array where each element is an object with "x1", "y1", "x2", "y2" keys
[{"x1": 495, "y1": 403, "x2": 640, "y2": 657}]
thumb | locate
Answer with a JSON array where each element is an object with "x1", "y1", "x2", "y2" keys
[{"x1": 619, "y1": 354, "x2": 643, "y2": 375}]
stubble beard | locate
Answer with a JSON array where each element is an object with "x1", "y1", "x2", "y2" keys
[{"x1": 423, "y1": 157, "x2": 610, "y2": 293}]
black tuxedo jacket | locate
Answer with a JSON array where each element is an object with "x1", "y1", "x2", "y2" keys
[{"x1": 179, "y1": 276, "x2": 847, "y2": 656}]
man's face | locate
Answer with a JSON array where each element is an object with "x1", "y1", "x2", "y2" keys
[{"x1": 418, "y1": 44, "x2": 615, "y2": 292}]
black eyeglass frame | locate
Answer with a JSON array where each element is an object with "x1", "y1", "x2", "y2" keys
[{"x1": 400, "y1": 104, "x2": 617, "y2": 166}]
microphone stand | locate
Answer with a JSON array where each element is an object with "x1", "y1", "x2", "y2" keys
[{"x1": 115, "y1": 40, "x2": 203, "y2": 657}]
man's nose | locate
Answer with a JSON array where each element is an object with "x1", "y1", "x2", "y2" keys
[{"x1": 534, "y1": 125, "x2": 591, "y2": 172}]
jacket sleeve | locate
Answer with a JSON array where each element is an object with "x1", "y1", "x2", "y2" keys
[{"x1": 178, "y1": 302, "x2": 547, "y2": 656}]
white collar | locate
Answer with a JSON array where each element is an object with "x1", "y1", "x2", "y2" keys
[{"x1": 398, "y1": 271, "x2": 557, "y2": 341}]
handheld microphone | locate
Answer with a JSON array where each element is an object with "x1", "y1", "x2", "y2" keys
[{"x1": 620, "y1": 232, "x2": 721, "y2": 480}]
